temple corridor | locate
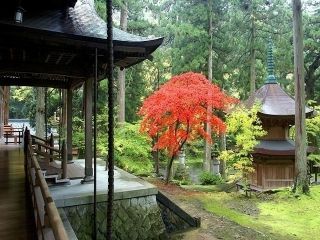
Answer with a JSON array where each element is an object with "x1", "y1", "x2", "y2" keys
[{"x1": 0, "y1": 144, "x2": 35, "y2": 240}]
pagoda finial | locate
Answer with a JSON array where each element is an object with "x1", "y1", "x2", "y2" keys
[{"x1": 265, "y1": 36, "x2": 277, "y2": 84}]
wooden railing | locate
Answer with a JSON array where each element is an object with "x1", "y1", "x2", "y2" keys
[
  {"x1": 31, "y1": 134, "x2": 68, "y2": 179},
  {"x1": 24, "y1": 128, "x2": 69, "y2": 240}
]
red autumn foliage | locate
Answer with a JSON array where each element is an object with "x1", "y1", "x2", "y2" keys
[{"x1": 138, "y1": 71, "x2": 237, "y2": 157}]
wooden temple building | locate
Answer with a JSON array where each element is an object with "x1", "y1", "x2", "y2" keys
[
  {"x1": 246, "y1": 39, "x2": 313, "y2": 190},
  {"x1": 0, "y1": 0, "x2": 164, "y2": 239},
  {"x1": 0, "y1": 0, "x2": 162, "y2": 180}
]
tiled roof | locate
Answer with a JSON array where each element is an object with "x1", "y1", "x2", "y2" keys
[{"x1": 0, "y1": 0, "x2": 163, "y2": 49}]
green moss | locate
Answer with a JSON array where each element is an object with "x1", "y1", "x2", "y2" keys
[
  {"x1": 258, "y1": 186, "x2": 320, "y2": 239},
  {"x1": 197, "y1": 186, "x2": 320, "y2": 240}
]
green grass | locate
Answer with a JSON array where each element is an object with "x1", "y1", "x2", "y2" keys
[
  {"x1": 196, "y1": 185, "x2": 320, "y2": 240},
  {"x1": 182, "y1": 182, "x2": 233, "y2": 192}
]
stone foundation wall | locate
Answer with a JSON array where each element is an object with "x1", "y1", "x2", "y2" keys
[
  {"x1": 156, "y1": 192, "x2": 201, "y2": 233},
  {"x1": 64, "y1": 195, "x2": 166, "y2": 240},
  {"x1": 158, "y1": 201, "x2": 190, "y2": 233}
]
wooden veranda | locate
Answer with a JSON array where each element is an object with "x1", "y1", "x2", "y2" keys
[{"x1": 0, "y1": 144, "x2": 35, "y2": 240}]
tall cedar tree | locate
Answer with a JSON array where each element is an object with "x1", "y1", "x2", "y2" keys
[{"x1": 139, "y1": 72, "x2": 237, "y2": 183}]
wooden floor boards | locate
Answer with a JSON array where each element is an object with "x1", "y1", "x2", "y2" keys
[{"x1": 0, "y1": 144, "x2": 35, "y2": 240}]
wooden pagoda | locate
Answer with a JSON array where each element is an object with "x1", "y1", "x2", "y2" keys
[{"x1": 246, "y1": 39, "x2": 314, "y2": 190}]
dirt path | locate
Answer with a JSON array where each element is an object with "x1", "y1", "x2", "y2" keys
[{"x1": 149, "y1": 179, "x2": 271, "y2": 240}]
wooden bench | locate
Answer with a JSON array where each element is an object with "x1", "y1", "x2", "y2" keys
[
  {"x1": 4, "y1": 125, "x2": 17, "y2": 144},
  {"x1": 3, "y1": 125, "x2": 23, "y2": 144}
]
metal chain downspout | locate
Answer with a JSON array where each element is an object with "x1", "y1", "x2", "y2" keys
[
  {"x1": 93, "y1": 48, "x2": 98, "y2": 240},
  {"x1": 106, "y1": 0, "x2": 114, "y2": 239}
]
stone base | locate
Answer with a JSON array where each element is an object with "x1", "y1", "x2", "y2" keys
[
  {"x1": 49, "y1": 162, "x2": 166, "y2": 239},
  {"x1": 64, "y1": 195, "x2": 165, "y2": 240},
  {"x1": 81, "y1": 175, "x2": 94, "y2": 184}
]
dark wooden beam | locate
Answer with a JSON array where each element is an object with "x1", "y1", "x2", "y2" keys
[
  {"x1": 0, "y1": 62, "x2": 88, "y2": 79},
  {"x1": 45, "y1": 54, "x2": 51, "y2": 63},
  {"x1": 65, "y1": 54, "x2": 76, "y2": 65},
  {"x1": 56, "y1": 53, "x2": 64, "y2": 65},
  {"x1": 22, "y1": 50, "x2": 26, "y2": 62},
  {"x1": 0, "y1": 77, "x2": 68, "y2": 89}
]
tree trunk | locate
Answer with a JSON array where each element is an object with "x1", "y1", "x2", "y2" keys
[
  {"x1": 219, "y1": 132, "x2": 227, "y2": 179},
  {"x1": 152, "y1": 136, "x2": 160, "y2": 175},
  {"x1": 249, "y1": 2, "x2": 256, "y2": 95},
  {"x1": 165, "y1": 155, "x2": 175, "y2": 184},
  {"x1": 293, "y1": 0, "x2": 309, "y2": 194},
  {"x1": 35, "y1": 87, "x2": 45, "y2": 138},
  {"x1": 204, "y1": 1, "x2": 213, "y2": 172},
  {"x1": 117, "y1": 2, "x2": 128, "y2": 123},
  {"x1": 152, "y1": 70, "x2": 160, "y2": 175}
]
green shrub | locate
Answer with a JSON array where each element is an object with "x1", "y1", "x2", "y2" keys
[
  {"x1": 113, "y1": 122, "x2": 153, "y2": 176},
  {"x1": 200, "y1": 171, "x2": 223, "y2": 185}
]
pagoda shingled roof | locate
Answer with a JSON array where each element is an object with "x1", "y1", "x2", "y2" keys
[{"x1": 246, "y1": 83, "x2": 313, "y2": 117}]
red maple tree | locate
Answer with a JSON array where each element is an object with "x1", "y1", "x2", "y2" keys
[{"x1": 138, "y1": 72, "x2": 237, "y2": 183}]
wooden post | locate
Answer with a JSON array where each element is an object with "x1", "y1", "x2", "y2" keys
[
  {"x1": 38, "y1": 141, "x2": 41, "y2": 153},
  {"x1": 35, "y1": 87, "x2": 45, "y2": 138},
  {"x1": 24, "y1": 127, "x2": 29, "y2": 178},
  {"x1": 3, "y1": 86, "x2": 9, "y2": 126},
  {"x1": 0, "y1": 88, "x2": 3, "y2": 140},
  {"x1": 49, "y1": 133, "x2": 54, "y2": 162},
  {"x1": 67, "y1": 88, "x2": 73, "y2": 162},
  {"x1": 82, "y1": 78, "x2": 93, "y2": 183},
  {"x1": 28, "y1": 132, "x2": 33, "y2": 168},
  {"x1": 117, "y1": 2, "x2": 128, "y2": 123},
  {"x1": 61, "y1": 141, "x2": 67, "y2": 179},
  {"x1": 293, "y1": 0, "x2": 309, "y2": 193}
]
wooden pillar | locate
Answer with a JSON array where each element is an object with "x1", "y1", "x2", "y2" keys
[
  {"x1": 66, "y1": 88, "x2": 73, "y2": 161},
  {"x1": 49, "y1": 133, "x2": 54, "y2": 162},
  {"x1": 3, "y1": 86, "x2": 9, "y2": 126},
  {"x1": 61, "y1": 141, "x2": 67, "y2": 179},
  {"x1": 82, "y1": 79, "x2": 93, "y2": 182},
  {"x1": 0, "y1": 87, "x2": 3, "y2": 140},
  {"x1": 35, "y1": 87, "x2": 45, "y2": 138}
]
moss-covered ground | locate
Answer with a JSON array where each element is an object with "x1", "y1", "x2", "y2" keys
[
  {"x1": 188, "y1": 185, "x2": 320, "y2": 240},
  {"x1": 149, "y1": 177, "x2": 320, "y2": 240}
]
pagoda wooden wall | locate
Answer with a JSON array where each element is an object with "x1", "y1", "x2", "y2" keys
[
  {"x1": 250, "y1": 158, "x2": 294, "y2": 190},
  {"x1": 261, "y1": 126, "x2": 289, "y2": 140}
]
